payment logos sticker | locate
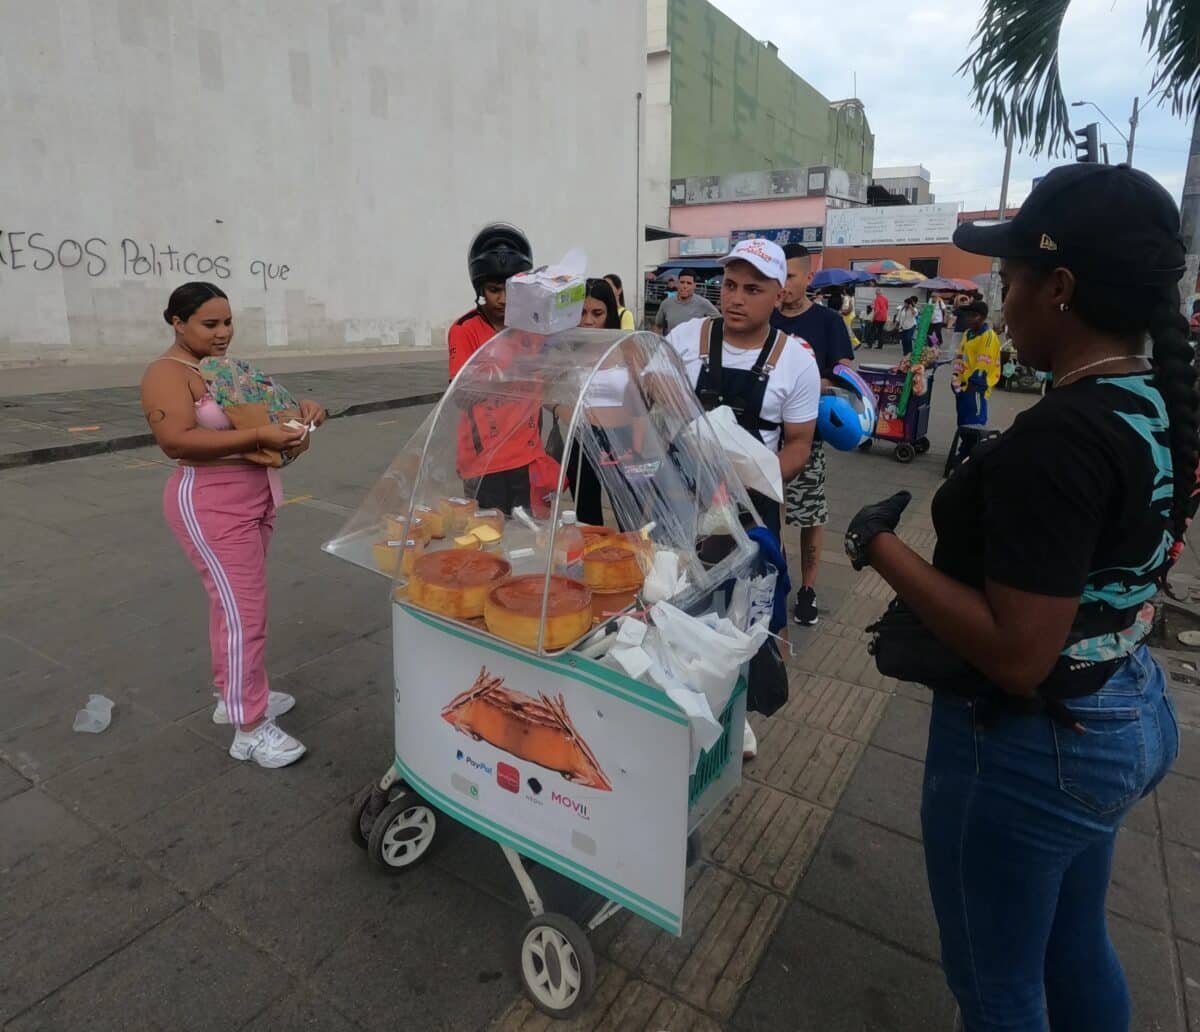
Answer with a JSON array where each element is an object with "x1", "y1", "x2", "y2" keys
[{"x1": 497, "y1": 762, "x2": 520, "y2": 793}]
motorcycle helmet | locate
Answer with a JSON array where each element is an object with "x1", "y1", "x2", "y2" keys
[
  {"x1": 817, "y1": 366, "x2": 877, "y2": 451},
  {"x1": 468, "y1": 222, "x2": 533, "y2": 295}
]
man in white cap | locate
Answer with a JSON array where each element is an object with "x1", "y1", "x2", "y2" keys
[
  {"x1": 664, "y1": 238, "x2": 820, "y2": 761},
  {"x1": 664, "y1": 237, "x2": 820, "y2": 540}
]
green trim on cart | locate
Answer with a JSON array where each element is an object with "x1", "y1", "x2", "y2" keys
[
  {"x1": 399, "y1": 605, "x2": 688, "y2": 725},
  {"x1": 393, "y1": 754, "x2": 683, "y2": 936}
]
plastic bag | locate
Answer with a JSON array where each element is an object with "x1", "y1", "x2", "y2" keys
[
  {"x1": 687, "y1": 406, "x2": 783, "y2": 503},
  {"x1": 746, "y1": 638, "x2": 788, "y2": 716}
]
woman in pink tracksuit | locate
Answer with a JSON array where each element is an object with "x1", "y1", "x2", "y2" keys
[{"x1": 140, "y1": 282, "x2": 326, "y2": 768}]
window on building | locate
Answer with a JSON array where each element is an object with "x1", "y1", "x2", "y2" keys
[{"x1": 910, "y1": 257, "x2": 939, "y2": 278}]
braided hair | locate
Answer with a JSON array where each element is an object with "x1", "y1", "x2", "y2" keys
[{"x1": 1057, "y1": 270, "x2": 1200, "y2": 552}]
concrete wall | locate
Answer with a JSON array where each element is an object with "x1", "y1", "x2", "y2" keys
[
  {"x1": 2, "y1": 0, "x2": 645, "y2": 364},
  {"x1": 667, "y1": 0, "x2": 873, "y2": 179},
  {"x1": 641, "y1": 0, "x2": 674, "y2": 285}
]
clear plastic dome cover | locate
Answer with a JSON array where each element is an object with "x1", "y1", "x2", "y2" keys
[{"x1": 324, "y1": 327, "x2": 759, "y2": 654}]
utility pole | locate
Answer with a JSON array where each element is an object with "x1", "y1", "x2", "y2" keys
[
  {"x1": 1180, "y1": 109, "x2": 1200, "y2": 315},
  {"x1": 986, "y1": 125, "x2": 1015, "y2": 326},
  {"x1": 1127, "y1": 96, "x2": 1139, "y2": 166}
]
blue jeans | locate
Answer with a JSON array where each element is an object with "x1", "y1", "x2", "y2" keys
[
  {"x1": 921, "y1": 646, "x2": 1178, "y2": 1031},
  {"x1": 900, "y1": 327, "x2": 915, "y2": 355}
]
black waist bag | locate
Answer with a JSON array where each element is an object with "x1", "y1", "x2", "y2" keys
[
  {"x1": 747, "y1": 637, "x2": 789, "y2": 716},
  {"x1": 866, "y1": 598, "x2": 984, "y2": 691}
]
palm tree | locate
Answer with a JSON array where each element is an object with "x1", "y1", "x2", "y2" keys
[
  {"x1": 960, "y1": 0, "x2": 1200, "y2": 281},
  {"x1": 960, "y1": 0, "x2": 1198, "y2": 154}
]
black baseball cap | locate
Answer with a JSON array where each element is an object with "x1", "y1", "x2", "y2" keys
[
  {"x1": 959, "y1": 299, "x2": 988, "y2": 317},
  {"x1": 953, "y1": 163, "x2": 1186, "y2": 286}
]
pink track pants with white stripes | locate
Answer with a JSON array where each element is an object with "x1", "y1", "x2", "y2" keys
[{"x1": 163, "y1": 464, "x2": 276, "y2": 727}]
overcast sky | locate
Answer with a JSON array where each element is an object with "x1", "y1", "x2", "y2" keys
[{"x1": 711, "y1": 0, "x2": 1193, "y2": 210}]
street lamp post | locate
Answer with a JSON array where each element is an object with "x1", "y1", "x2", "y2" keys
[{"x1": 1070, "y1": 98, "x2": 1138, "y2": 165}]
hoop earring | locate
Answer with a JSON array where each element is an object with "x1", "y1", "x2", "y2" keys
[{"x1": 1058, "y1": 303, "x2": 1070, "y2": 312}]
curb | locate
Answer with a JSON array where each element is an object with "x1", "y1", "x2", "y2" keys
[{"x1": 0, "y1": 391, "x2": 444, "y2": 472}]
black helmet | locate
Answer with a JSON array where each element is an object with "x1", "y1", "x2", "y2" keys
[{"x1": 468, "y1": 222, "x2": 533, "y2": 294}]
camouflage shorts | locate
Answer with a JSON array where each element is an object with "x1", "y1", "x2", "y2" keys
[{"x1": 785, "y1": 440, "x2": 828, "y2": 527}]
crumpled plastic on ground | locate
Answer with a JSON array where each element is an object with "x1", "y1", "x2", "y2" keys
[{"x1": 73, "y1": 694, "x2": 114, "y2": 734}]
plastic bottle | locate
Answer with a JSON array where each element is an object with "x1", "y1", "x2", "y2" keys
[{"x1": 555, "y1": 510, "x2": 585, "y2": 580}]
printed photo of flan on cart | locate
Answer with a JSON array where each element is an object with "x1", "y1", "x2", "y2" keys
[{"x1": 442, "y1": 667, "x2": 613, "y2": 791}]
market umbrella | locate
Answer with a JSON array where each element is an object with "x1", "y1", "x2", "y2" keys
[
  {"x1": 916, "y1": 276, "x2": 961, "y2": 291},
  {"x1": 809, "y1": 268, "x2": 861, "y2": 288},
  {"x1": 859, "y1": 259, "x2": 907, "y2": 275},
  {"x1": 949, "y1": 277, "x2": 981, "y2": 293},
  {"x1": 878, "y1": 269, "x2": 928, "y2": 284}
]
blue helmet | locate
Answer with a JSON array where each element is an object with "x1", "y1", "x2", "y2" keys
[{"x1": 817, "y1": 366, "x2": 877, "y2": 451}]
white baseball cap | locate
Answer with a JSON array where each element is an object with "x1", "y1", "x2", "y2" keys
[{"x1": 719, "y1": 238, "x2": 787, "y2": 287}]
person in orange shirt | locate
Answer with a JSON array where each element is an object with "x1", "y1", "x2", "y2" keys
[{"x1": 446, "y1": 223, "x2": 541, "y2": 513}]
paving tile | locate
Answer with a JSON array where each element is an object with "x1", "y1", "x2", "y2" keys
[
  {"x1": 892, "y1": 679, "x2": 933, "y2": 704},
  {"x1": 777, "y1": 672, "x2": 888, "y2": 742},
  {"x1": 1179, "y1": 939, "x2": 1200, "y2": 1032},
  {"x1": 0, "y1": 697, "x2": 166, "y2": 782},
  {"x1": 282, "y1": 633, "x2": 394, "y2": 712},
  {"x1": 839, "y1": 744, "x2": 924, "y2": 842},
  {"x1": 704, "y1": 780, "x2": 832, "y2": 895},
  {"x1": 1109, "y1": 914, "x2": 1187, "y2": 1032},
  {"x1": 0, "y1": 788, "x2": 99, "y2": 882},
  {"x1": 600, "y1": 864, "x2": 783, "y2": 1019},
  {"x1": 1176, "y1": 724, "x2": 1200, "y2": 782},
  {"x1": 1125, "y1": 792, "x2": 1162, "y2": 837},
  {"x1": 310, "y1": 864, "x2": 519, "y2": 1032},
  {"x1": 797, "y1": 812, "x2": 940, "y2": 962},
  {"x1": 867, "y1": 694, "x2": 930, "y2": 762},
  {"x1": 745, "y1": 718, "x2": 864, "y2": 809},
  {"x1": 264, "y1": 614, "x2": 362, "y2": 678},
  {"x1": 6, "y1": 905, "x2": 286, "y2": 1032},
  {"x1": 1107, "y1": 827, "x2": 1171, "y2": 932},
  {"x1": 1172, "y1": 684, "x2": 1200, "y2": 729},
  {"x1": 1159, "y1": 773, "x2": 1200, "y2": 849},
  {"x1": 240, "y1": 988, "x2": 358, "y2": 1031},
  {"x1": 0, "y1": 633, "x2": 64, "y2": 685},
  {"x1": 266, "y1": 701, "x2": 393, "y2": 808},
  {"x1": 0, "y1": 839, "x2": 183, "y2": 1022},
  {"x1": 1165, "y1": 843, "x2": 1200, "y2": 944},
  {"x1": 120, "y1": 764, "x2": 319, "y2": 896},
  {"x1": 44, "y1": 724, "x2": 232, "y2": 830},
  {"x1": 731, "y1": 902, "x2": 956, "y2": 1032},
  {"x1": 0, "y1": 759, "x2": 29, "y2": 801},
  {"x1": 206, "y1": 805, "x2": 427, "y2": 969}
]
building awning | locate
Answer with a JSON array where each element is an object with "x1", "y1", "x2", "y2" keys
[{"x1": 645, "y1": 225, "x2": 688, "y2": 241}]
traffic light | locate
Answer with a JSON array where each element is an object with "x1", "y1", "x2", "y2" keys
[{"x1": 1074, "y1": 122, "x2": 1100, "y2": 163}]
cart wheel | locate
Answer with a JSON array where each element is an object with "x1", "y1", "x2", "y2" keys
[
  {"x1": 349, "y1": 783, "x2": 377, "y2": 849},
  {"x1": 519, "y1": 913, "x2": 596, "y2": 1018},
  {"x1": 367, "y1": 791, "x2": 438, "y2": 872},
  {"x1": 914, "y1": 437, "x2": 930, "y2": 455},
  {"x1": 858, "y1": 438, "x2": 873, "y2": 452},
  {"x1": 894, "y1": 443, "x2": 916, "y2": 463}
]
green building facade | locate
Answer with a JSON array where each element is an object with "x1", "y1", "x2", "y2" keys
[{"x1": 667, "y1": 0, "x2": 873, "y2": 179}]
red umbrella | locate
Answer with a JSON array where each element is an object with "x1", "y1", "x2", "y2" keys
[{"x1": 859, "y1": 259, "x2": 907, "y2": 275}]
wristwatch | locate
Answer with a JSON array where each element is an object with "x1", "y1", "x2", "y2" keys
[{"x1": 844, "y1": 527, "x2": 872, "y2": 572}]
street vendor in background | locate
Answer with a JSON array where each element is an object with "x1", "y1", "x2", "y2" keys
[
  {"x1": 664, "y1": 238, "x2": 820, "y2": 542},
  {"x1": 952, "y1": 299, "x2": 1002, "y2": 456},
  {"x1": 447, "y1": 222, "x2": 540, "y2": 513},
  {"x1": 771, "y1": 243, "x2": 854, "y2": 627}
]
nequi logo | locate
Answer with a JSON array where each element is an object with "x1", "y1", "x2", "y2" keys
[{"x1": 550, "y1": 790, "x2": 590, "y2": 821}]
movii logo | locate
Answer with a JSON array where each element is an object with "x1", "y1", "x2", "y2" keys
[{"x1": 550, "y1": 790, "x2": 590, "y2": 821}]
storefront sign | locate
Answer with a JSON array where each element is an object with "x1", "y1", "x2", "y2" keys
[{"x1": 825, "y1": 203, "x2": 959, "y2": 246}]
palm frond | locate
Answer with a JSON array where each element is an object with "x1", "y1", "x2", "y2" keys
[
  {"x1": 1143, "y1": 0, "x2": 1200, "y2": 118},
  {"x1": 958, "y1": 0, "x2": 1073, "y2": 155}
]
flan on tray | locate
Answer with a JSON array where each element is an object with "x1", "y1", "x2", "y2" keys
[
  {"x1": 484, "y1": 574, "x2": 593, "y2": 650},
  {"x1": 582, "y1": 534, "x2": 648, "y2": 592},
  {"x1": 408, "y1": 550, "x2": 512, "y2": 619}
]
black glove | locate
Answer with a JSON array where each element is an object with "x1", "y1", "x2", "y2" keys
[{"x1": 845, "y1": 491, "x2": 911, "y2": 571}]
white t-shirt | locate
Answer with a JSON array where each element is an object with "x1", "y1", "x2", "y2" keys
[
  {"x1": 933, "y1": 298, "x2": 946, "y2": 324},
  {"x1": 665, "y1": 317, "x2": 820, "y2": 453}
]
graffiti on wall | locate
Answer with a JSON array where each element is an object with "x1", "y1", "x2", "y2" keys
[{"x1": 0, "y1": 229, "x2": 290, "y2": 290}]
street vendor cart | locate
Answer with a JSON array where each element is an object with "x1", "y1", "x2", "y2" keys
[{"x1": 324, "y1": 327, "x2": 768, "y2": 1018}]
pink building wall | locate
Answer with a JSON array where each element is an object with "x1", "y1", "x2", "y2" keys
[{"x1": 668, "y1": 197, "x2": 829, "y2": 256}]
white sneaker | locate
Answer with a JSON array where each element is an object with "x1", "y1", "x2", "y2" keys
[
  {"x1": 212, "y1": 690, "x2": 295, "y2": 725},
  {"x1": 229, "y1": 720, "x2": 307, "y2": 768},
  {"x1": 743, "y1": 718, "x2": 758, "y2": 761}
]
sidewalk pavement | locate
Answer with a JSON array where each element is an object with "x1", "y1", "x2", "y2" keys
[
  {"x1": 0, "y1": 353, "x2": 447, "y2": 470},
  {"x1": 1, "y1": 355, "x2": 1196, "y2": 1030}
]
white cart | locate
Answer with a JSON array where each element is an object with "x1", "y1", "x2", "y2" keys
[{"x1": 325, "y1": 328, "x2": 761, "y2": 1018}]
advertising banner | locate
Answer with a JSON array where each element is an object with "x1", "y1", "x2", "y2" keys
[
  {"x1": 825, "y1": 203, "x2": 959, "y2": 246},
  {"x1": 391, "y1": 604, "x2": 691, "y2": 934}
]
